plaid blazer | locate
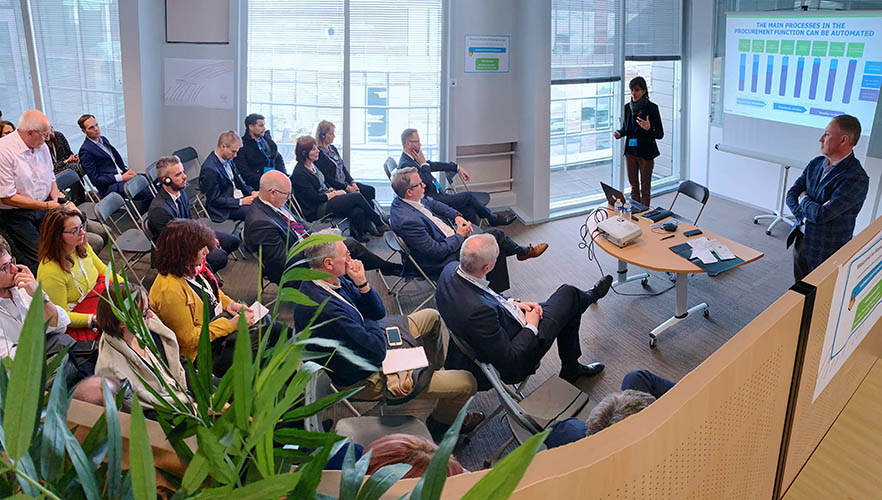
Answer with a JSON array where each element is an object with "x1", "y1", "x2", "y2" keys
[{"x1": 786, "y1": 152, "x2": 869, "y2": 269}]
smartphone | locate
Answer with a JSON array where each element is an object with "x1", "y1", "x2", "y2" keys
[
  {"x1": 684, "y1": 229, "x2": 703, "y2": 237},
  {"x1": 385, "y1": 326, "x2": 403, "y2": 347}
]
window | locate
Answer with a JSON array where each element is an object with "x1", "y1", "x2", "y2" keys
[
  {"x1": 247, "y1": 0, "x2": 442, "y2": 202},
  {"x1": 0, "y1": 0, "x2": 126, "y2": 158},
  {"x1": 0, "y1": 0, "x2": 34, "y2": 121},
  {"x1": 29, "y1": 0, "x2": 127, "y2": 158}
]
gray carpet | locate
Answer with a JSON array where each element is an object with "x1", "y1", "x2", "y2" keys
[{"x1": 110, "y1": 191, "x2": 795, "y2": 471}]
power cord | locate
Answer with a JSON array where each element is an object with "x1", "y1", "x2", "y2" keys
[{"x1": 579, "y1": 208, "x2": 675, "y2": 298}]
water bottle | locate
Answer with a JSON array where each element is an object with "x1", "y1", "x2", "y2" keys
[
  {"x1": 623, "y1": 199, "x2": 631, "y2": 221},
  {"x1": 614, "y1": 199, "x2": 623, "y2": 219}
]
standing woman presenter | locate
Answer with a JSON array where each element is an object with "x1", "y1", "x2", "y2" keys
[{"x1": 614, "y1": 76, "x2": 663, "y2": 207}]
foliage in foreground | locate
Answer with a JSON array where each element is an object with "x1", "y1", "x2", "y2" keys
[{"x1": 0, "y1": 236, "x2": 549, "y2": 499}]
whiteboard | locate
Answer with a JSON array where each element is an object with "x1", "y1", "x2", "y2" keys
[
  {"x1": 166, "y1": 0, "x2": 229, "y2": 44},
  {"x1": 164, "y1": 58, "x2": 234, "y2": 109}
]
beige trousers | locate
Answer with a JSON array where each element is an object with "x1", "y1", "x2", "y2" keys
[{"x1": 342, "y1": 309, "x2": 477, "y2": 424}]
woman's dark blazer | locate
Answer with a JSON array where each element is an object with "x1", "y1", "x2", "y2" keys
[
  {"x1": 615, "y1": 100, "x2": 664, "y2": 160},
  {"x1": 315, "y1": 145, "x2": 353, "y2": 191},
  {"x1": 290, "y1": 163, "x2": 328, "y2": 221}
]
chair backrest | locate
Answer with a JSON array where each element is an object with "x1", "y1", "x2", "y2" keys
[
  {"x1": 173, "y1": 146, "x2": 198, "y2": 165},
  {"x1": 384, "y1": 230, "x2": 403, "y2": 254},
  {"x1": 383, "y1": 157, "x2": 397, "y2": 180},
  {"x1": 144, "y1": 161, "x2": 159, "y2": 193},
  {"x1": 55, "y1": 168, "x2": 80, "y2": 191},
  {"x1": 123, "y1": 174, "x2": 151, "y2": 200},
  {"x1": 304, "y1": 370, "x2": 335, "y2": 432},
  {"x1": 95, "y1": 192, "x2": 126, "y2": 226},
  {"x1": 670, "y1": 180, "x2": 710, "y2": 225}
]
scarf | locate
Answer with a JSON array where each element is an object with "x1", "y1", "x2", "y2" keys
[{"x1": 629, "y1": 93, "x2": 649, "y2": 115}]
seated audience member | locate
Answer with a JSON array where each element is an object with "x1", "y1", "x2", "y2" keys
[
  {"x1": 243, "y1": 170, "x2": 400, "y2": 286},
  {"x1": 436, "y1": 234, "x2": 612, "y2": 388},
  {"x1": 365, "y1": 433, "x2": 466, "y2": 478},
  {"x1": 146, "y1": 155, "x2": 240, "y2": 272},
  {"x1": 314, "y1": 120, "x2": 379, "y2": 210},
  {"x1": 293, "y1": 231, "x2": 483, "y2": 437},
  {"x1": 37, "y1": 206, "x2": 117, "y2": 341},
  {"x1": 399, "y1": 128, "x2": 513, "y2": 226},
  {"x1": 0, "y1": 121, "x2": 14, "y2": 137},
  {"x1": 72, "y1": 376, "x2": 121, "y2": 406},
  {"x1": 95, "y1": 284, "x2": 191, "y2": 411},
  {"x1": 235, "y1": 113, "x2": 286, "y2": 190},
  {"x1": 149, "y1": 219, "x2": 280, "y2": 375},
  {"x1": 545, "y1": 370, "x2": 675, "y2": 448},
  {"x1": 0, "y1": 235, "x2": 72, "y2": 358},
  {"x1": 76, "y1": 114, "x2": 153, "y2": 213},
  {"x1": 0, "y1": 110, "x2": 81, "y2": 270},
  {"x1": 291, "y1": 135, "x2": 389, "y2": 242},
  {"x1": 46, "y1": 125, "x2": 79, "y2": 175},
  {"x1": 200, "y1": 130, "x2": 257, "y2": 223},
  {"x1": 390, "y1": 167, "x2": 546, "y2": 293}
]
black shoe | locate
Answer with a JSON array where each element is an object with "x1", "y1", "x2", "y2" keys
[
  {"x1": 367, "y1": 223, "x2": 383, "y2": 237},
  {"x1": 353, "y1": 232, "x2": 370, "y2": 243},
  {"x1": 592, "y1": 275, "x2": 613, "y2": 300},
  {"x1": 559, "y1": 362, "x2": 605, "y2": 383},
  {"x1": 426, "y1": 412, "x2": 486, "y2": 442},
  {"x1": 381, "y1": 263, "x2": 403, "y2": 276},
  {"x1": 491, "y1": 214, "x2": 516, "y2": 226}
]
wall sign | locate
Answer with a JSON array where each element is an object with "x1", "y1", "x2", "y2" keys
[{"x1": 464, "y1": 35, "x2": 510, "y2": 74}]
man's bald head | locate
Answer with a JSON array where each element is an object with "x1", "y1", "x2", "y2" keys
[
  {"x1": 259, "y1": 170, "x2": 292, "y2": 208},
  {"x1": 16, "y1": 110, "x2": 50, "y2": 149},
  {"x1": 459, "y1": 233, "x2": 499, "y2": 276}
]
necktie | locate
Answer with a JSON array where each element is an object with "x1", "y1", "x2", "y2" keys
[
  {"x1": 288, "y1": 217, "x2": 308, "y2": 235},
  {"x1": 176, "y1": 197, "x2": 188, "y2": 219}
]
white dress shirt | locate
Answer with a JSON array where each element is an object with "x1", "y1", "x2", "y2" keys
[
  {"x1": 456, "y1": 265, "x2": 538, "y2": 335},
  {"x1": 0, "y1": 132, "x2": 55, "y2": 209},
  {"x1": 0, "y1": 287, "x2": 71, "y2": 359},
  {"x1": 403, "y1": 198, "x2": 456, "y2": 238}
]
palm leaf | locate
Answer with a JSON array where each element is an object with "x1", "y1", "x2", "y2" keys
[
  {"x1": 356, "y1": 463, "x2": 413, "y2": 500},
  {"x1": 409, "y1": 396, "x2": 474, "y2": 500},
  {"x1": 460, "y1": 429, "x2": 550, "y2": 500},
  {"x1": 128, "y1": 397, "x2": 157, "y2": 500}
]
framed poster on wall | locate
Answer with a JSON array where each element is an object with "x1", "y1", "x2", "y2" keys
[{"x1": 166, "y1": 0, "x2": 230, "y2": 44}]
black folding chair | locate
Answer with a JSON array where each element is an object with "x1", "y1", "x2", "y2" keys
[{"x1": 94, "y1": 193, "x2": 153, "y2": 285}]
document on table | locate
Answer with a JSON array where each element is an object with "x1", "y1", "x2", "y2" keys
[
  {"x1": 686, "y1": 237, "x2": 736, "y2": 263},
  {"x1": 382, "y1": 347, "x2": 429, "y2": 374}
]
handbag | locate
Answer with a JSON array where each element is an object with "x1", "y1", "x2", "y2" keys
[{"x1": 66, "y1": 274, "x2": 106, "y2": 342}]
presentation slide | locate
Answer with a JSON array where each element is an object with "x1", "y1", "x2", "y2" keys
[{"x1": 724, "y1": 12, "x2": 882, "y2": 135}]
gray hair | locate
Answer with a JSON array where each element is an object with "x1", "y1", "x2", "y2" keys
[
  {"x1": 155, "y1": 155, "x2": 182, "y2": 180},
  {"x1": 304, "y1": 228, "x2": 343, "y2": 270},
  {"x1": 401, "y1": 128, "x2": 417, "y2": 147},
  {"x1": 459, "y1": 234, "x2": 498, "y2": 274},
  {"x1": 585, "y1": 389, "x2": 656, "y2": 436},
  {"x1": 391, "y1": 167, "x2": 419, "y2": 198},
  {"x1": 217, "y1": 130, "x2": 241, "y2": 147},
  {"x1": 831, "y1": 114, "x2": 861, "y2": 146},
  {"x1": 17, "y1": 109, "x2": 48, "y2": 133},
  {"x1": 0, "y1": 235, "x2": 9, "y2": 257}
]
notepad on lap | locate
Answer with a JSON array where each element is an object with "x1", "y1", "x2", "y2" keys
[
  {"x1": 382, "y1": 347, "x2": 429, "y2": 375},
  {"x1": 250, "y1": 301, "x2": 270, "y2": 321}
]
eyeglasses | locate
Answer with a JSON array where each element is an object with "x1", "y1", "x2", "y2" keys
[
  {"x1": 272, "y1": 188, "x2": 291, "y2": 197},
  {"x1": 0, "y1": 257, "x2": 17, "y2": 274},
  {"x1": 63, "y1": 224, "x2": 87, "y2": 235},
  {"x1": 408, "y1": 181, "x2": 425, "y2": 190}
]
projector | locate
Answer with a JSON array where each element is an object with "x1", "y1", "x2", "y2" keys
[{"x1": 597, "y1": 217, "x2": 642, "y2": 247}]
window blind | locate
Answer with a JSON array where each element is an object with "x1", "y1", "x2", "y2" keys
[
  {"x1": 0, "y1": 0, "x2": 34, "y2": 121},
  {"x1": 247, "y1": 0, "x2": 344, "y2": 163},
  {"x1": 349, "y1": 0, "x2": 442, "y2": 181},
  {"x1": 625, "y1": 0, "x2": 681, "y2": 59},
  {"x1": 29, "y1": 0, "x2": 127, "y2": 159},
  {"x1": 552, "y1": 0, "x2": 622, "y2": 82}
]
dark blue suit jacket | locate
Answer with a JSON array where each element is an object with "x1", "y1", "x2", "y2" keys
[
  {"x1": 243, "y1": 198, "x2": 306, "y2": 285},
  {"x1": 146, "y1": 188, "x2": 192, "y2": 241},
  {"x1": 398, "y1": 153, "x2": 458, "y2": 198},
  {"x1": 435, "y1": 261, "x2": 540, "y2": 389},
  {"x1": 293, "y1": 277, "x2": 386, "y2": 387},
  {"x1": 786, "y1": 152, "x2": 869, "y2": 269},
  {"x1": 78, "y1": 136, "x2": 128, "y2": 196},
  {"x1": 389, "y1": 196, "x2": 463, "y2": 277},
  {"x1": 199, "y1": 152, "x2": 254, "y2": 222}
]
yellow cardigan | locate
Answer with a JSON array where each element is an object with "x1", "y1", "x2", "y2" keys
[
  {"x1": 148, "y1": 273, "x2": 236, "y2": 361},
  {"x1": 37, "y1": 244, "x2": 107, "y2": 328}
]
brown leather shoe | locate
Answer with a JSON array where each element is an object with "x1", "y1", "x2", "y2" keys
[{"x1": 517, "y1": 242, "x2": 548, "y2": 261}]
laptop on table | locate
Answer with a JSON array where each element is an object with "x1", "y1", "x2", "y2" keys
[{"x1": 599, "y1": 182, "x2": 649, "y2": 214}]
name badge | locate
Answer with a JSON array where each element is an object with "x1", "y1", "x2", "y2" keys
[
  {"x1": 628, "y1": 138, "x2": 638, "y2": 147},
  {"x1": 233, "y1": 189, "x2": 244, "y2": 199}
]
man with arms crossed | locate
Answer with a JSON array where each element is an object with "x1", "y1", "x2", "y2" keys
[{"x1": 786, "y1": 115, "x2": 869, "y2": 281}]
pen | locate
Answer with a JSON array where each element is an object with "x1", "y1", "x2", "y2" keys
[{"x1": 660, "y1": 234, "x2": 675, "y2": 241}]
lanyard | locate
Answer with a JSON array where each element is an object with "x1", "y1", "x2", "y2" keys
[
  {"x1": 312, "y1": 279, "x2": 364, "y2": 322},
  {"x1": 185, "y1": 274, "x2": 219, "y2": 311},
  {"x1": 256, "y1": 137, "x2": 273, "y2": 170}
]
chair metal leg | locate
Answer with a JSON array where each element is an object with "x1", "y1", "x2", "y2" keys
[{"x1": 484, "y1": 436, "x2": 515, "y2": 469}]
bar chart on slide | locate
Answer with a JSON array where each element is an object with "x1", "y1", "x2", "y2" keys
[{"x1": 724, "y1": 13, "x2": 882, "y2": 134}]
